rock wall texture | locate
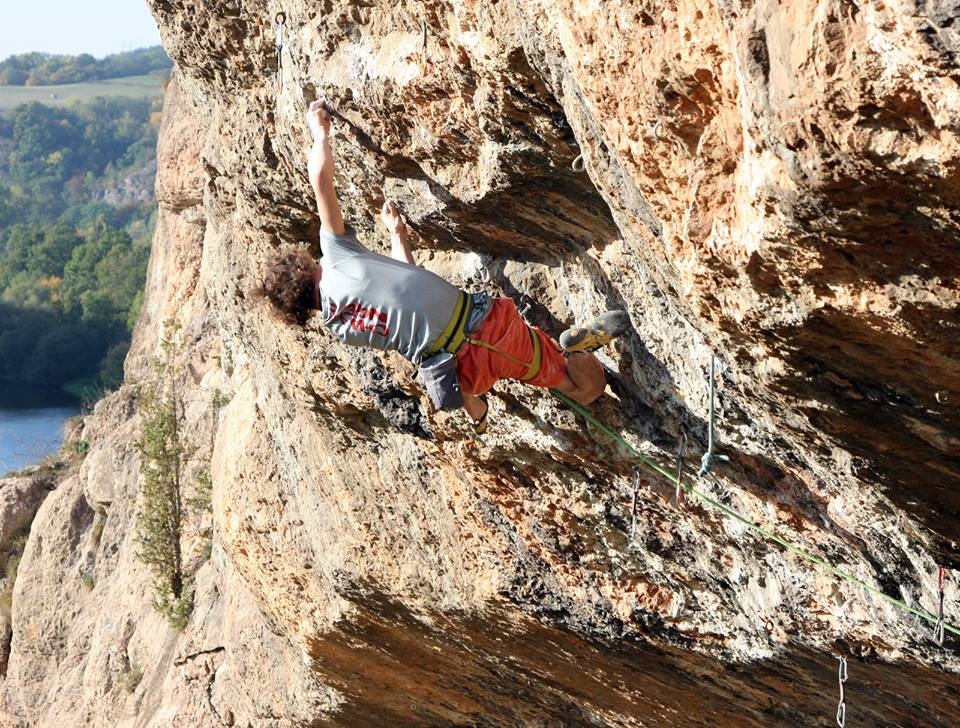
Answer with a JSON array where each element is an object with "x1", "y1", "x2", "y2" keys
[{"x1": 2, "y1": 0, "x2": 959, "y2": 725}]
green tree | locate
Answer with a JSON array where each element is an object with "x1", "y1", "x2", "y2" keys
[
  {"x1": 0, "y1": 225, "x2": 43, "y2": 288},
  {"x1": 61, "y1": 226, "x2": 146, "y2": 331},
  {"x1": 24, "y1": 322, "x2": 104, "y2": 384},
  {"x1": 0, "y1": 223, "x2": 81, "y2": 299},
  {"x1": 0, "y1": 184, "x2": 11, "y2": 229},
  {"x1": 135, "y1": 320, "x2": 192, "y2": 630},
  {"x1": 1, "y1": 270, "x2": 56, "y2": 310},
  {"x1": 27, "y1": 224, "x2": 82, "y2": 278},
  {"x1": 0, "y1": 47, "x2": 171, "y2": 86},
  {"x1": 0, "y1": 304, "x2": 54, "y2": 380},
  {"x1": 4, "y1": 98, "x2": 157, "y2": 222},
  {"x1": 0, "y1": 93, "x2": 157, "y2": 394},
  {"x1": 98, "y1": 341, "x2": 129, "y2": 388}
]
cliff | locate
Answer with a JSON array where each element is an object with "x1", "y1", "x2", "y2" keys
[{"x1": 1, "y1": 0, "x2": 958, "y2": 725}]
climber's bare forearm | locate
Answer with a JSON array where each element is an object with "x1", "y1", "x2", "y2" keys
[
  {"x1": 308, "y1": 131, "x2": 334, "y2": 189},
  {"x1": 306, "y1": 101, "x2": 346, "y2": 235},
  {"x1": 309, "y1": 136, "x2": 345, "y2": 235},
  {"x1": 380, "y1": 200, "x2": 415, "y2": 265},
  {"x1": 390, "y1": 229, "x2": 415, "y2": 265}
]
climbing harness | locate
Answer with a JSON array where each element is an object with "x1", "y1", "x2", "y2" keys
[
  {"x1": 422, "y1": 292, "x2": 543, "y2": 381},
  {"x1": 572, "y1": 154, "x2": 586, "y2": 173},
  {"x1": 549, "y1": 389, "x2": 960, "y2": 640},
  {"x1": 630, "y1": 467, "x2": 640, "y2": 539},
  {"x1": 836, "y1": 655, "x2": 848, "y2": 728},
  {"x1": 274, "y1": 11, "x2": 286, "y2": 93},
  {"x1": 466, "y1": 329, "x2": 543, "y2": 382},
  {"x1": 675, "y1": 428, "x2": 688, "y2": 503},
  {"x1": 422, "y1": 291, "x2": 472, "y2": 359},
  {"x1": 934, "y1": 566, "x2": 947, "y2": 645}
]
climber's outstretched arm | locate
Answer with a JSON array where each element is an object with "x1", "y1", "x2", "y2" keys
[{"x1": 306, "y1": 100, "x2": 346, "y2": 236}]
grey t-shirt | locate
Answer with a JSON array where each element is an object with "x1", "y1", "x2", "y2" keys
[{"x1": 318, "y1": 228, "x2": 463, "y2": 362}]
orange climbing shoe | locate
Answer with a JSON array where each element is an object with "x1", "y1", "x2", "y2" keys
[{"x1": 559, "y1": 310, "x2": 631, "y2": 354}]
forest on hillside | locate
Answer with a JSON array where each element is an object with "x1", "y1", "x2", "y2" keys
[
  {"x1": 0, "y1": 95, "x2": 161, "y2": 398},
  {"x1": 0, "y1": 47, "x2": 171, "y2": 86}
]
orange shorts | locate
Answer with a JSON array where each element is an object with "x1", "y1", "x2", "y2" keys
[{"x1": 455, "y1": 297, "x2": 568, "y2": 396}]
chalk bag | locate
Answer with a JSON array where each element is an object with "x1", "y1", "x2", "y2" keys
[{"x1": 419, "y1": 351, "x2": 464, "y2": 411}]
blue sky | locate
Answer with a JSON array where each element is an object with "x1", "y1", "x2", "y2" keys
[{"x1": 0, "y1": 1, "x2": 162, "y2": 58}]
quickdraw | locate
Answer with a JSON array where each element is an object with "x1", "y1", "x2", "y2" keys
[
  {"x1": 836, "y1": 655, "x2": 848, "y2": 728},
  {"x1": 698, "y1": 355, "x2": 727, "y2": 475},
  {"x1": 274, "y1": 11, "x2": 286, "y2": 93},
  {"x1": 934, "y1": 566, "x2": 947, "y2": 645}
]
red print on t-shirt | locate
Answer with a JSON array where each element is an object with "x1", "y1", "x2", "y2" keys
[{"x1": 331, "y1": 303, "x2": 390, "y2": 337}]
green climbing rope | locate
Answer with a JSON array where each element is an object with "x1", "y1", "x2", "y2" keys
[{"x1": 550, "y1": 389, "x2": 960, "y2": 640}]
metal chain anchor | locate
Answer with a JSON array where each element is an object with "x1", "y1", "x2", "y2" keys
[
  {"x1": 934, "y1": 566, "x2": 947, "y2": 645},
  {"x1": 274, "y1": 11, "x2": 286, "y2": 93},
  {"x1": 836, "y1": 655, "x2": 848, "y2": 728}
]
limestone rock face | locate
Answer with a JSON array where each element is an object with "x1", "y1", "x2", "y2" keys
[
  {"x1": 2, "y1": 1, "x2": 959, "y2": 726},
  {"x1": 98, "y1": 160, "x2": 159, "y2": 206},
  {"x1": 0, "y1": 478, "x2": 49, "y2": 550}
]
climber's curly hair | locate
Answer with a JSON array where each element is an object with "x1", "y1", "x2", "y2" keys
[{"x1": 262, "y1": 246, "x2": 318, "y2": 326}]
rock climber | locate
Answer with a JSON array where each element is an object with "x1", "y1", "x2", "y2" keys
[{"x1": 263, "y1": 99, "x2": 630, "y2": 433}]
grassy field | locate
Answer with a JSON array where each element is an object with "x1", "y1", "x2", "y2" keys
[{"x1": 0, "y1": 73, "x2": 166, "y2": 111}]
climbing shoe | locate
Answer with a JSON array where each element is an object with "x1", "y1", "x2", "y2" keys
[
  {"x1": 559, "y1": 310, "x2": 631, "y2": 354},
  {"x1": 470, "y1": 396, "x2": 489, "y2": 436}
]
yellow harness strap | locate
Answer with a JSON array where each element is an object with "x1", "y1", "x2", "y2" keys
[
  {"x1": 422, "y1": 291, "x2": 471, "y2": 359},
  {"x1": 466, "y1": 325, "x2": 542, "y2": 382}
]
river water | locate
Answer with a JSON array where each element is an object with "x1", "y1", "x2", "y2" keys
[{"x1": 0, "y1": 382, "x2": 80, "y2": 475}]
